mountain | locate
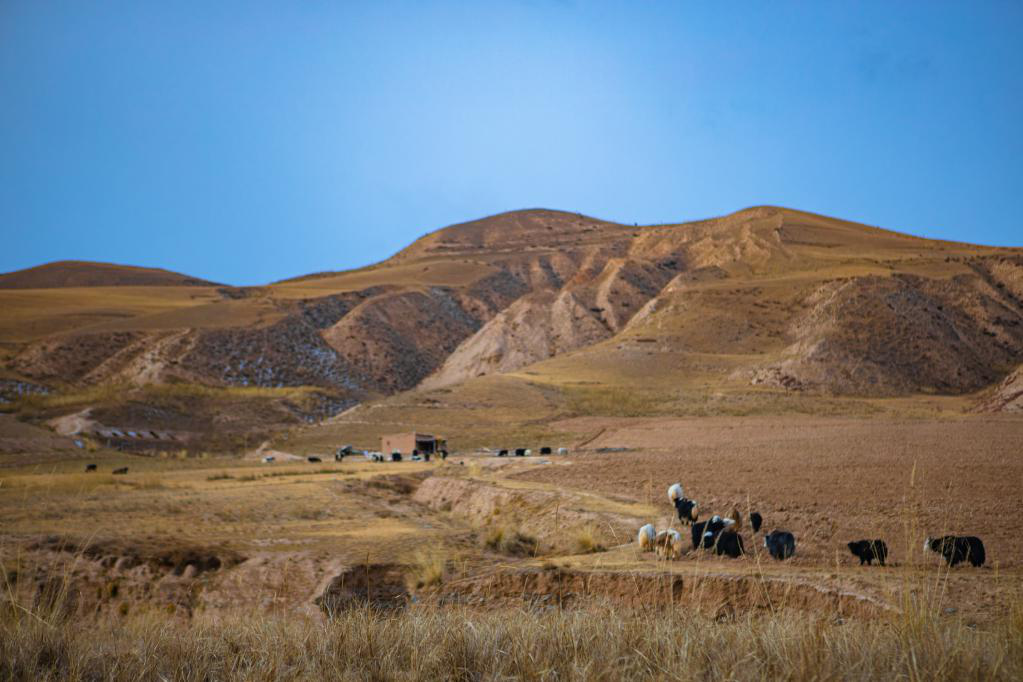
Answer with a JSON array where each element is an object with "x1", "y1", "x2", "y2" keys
[
  {"x1": 3, "y1": 206, "x2": 1022, "y2": 450},
  {"x1": 0, "y1": 261, "x2": 219, "y2": 289}
]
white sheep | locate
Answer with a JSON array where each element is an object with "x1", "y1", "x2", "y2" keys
[
  {"x1": 637, "y1": 523, "x2": 657, "y2": 551},
  {"x1": 667, "y1": 483, "x2": 684, "y2": 504},
  {"x1": 654, "y1": 529, "x2": 683, "y2": 560}
]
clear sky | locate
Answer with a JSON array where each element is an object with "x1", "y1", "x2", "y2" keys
[{"x1": 2, "y1": 1, "x2": 1021, "y2": 285}]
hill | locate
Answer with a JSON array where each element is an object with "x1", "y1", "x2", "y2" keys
[
  {"x1": 2, "y1": 207, "x2": 1022, "y2": 448},
  {"x1": 0, "y1": 260, "x2": 219, "y2": 289}
]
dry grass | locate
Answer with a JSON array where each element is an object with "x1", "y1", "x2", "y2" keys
[
  {"x1": 405, "y1": 550, "x2": 448, "y2": 590},
  {"x1": 574, "y1": 525, "x2": 608, "y2": 554},
  {"x1": 482, "y1": 525, "x2": 540, "y2": 557},
  {"x1": 1, "y1": 599, "x2": 1019, "y2": 681}
]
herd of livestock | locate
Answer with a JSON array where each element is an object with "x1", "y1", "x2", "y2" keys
[{"x1": 639, "y1": 483, "x2": 987, "y2": 568}]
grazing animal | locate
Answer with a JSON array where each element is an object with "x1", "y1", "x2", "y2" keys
[
  {"x1": 673, "y1": 497, "x2": 699, "y2": 525},
  {"x1": 440, "y1": 450, "x2": 448, "y2": 460},
  {"x1": 84, "y1": 464, "x2": 97, "y2": 473},
  {"x1": 924, "y1": 535, "x2": 986, "y2": 567},
  {"x1": 540, "y1": 446, "x2": 552, "y2": 455},
  {"x1": 750, "y1": 512, "x2": 763, "y2": 533},
  {"x1": 764, "y1": 530, "x2": 796, "y2": 560},
  {"x1": 307, "y1": 456, "x2": 322, "y2": 463},
  {"x1": 654, "y1": 529, "x2": 683, "y2": 560},
  {"x1": 691, "y1": 512, "x2": 740, "y2": 550},
  {"x1": 715, "y1": 531, "x2": 745, "y2": 558},
  {"x1": 637, "y1": 523, "x2": 657, "y2": 551},
  {"x1": 690, "y1": 520, "x2": 711, "y2": 549},
  {"x1": 557, "y1": 447, "x2": 568, "y2": 455},
  {"x1": 514, "y1": 448, "x2": 526, "y2": 457},
  {"x1": 391, "y1": 451, "x2": 402, "y2": 462},
  {"x1": 667, "y1": 483, "x2": 684, "y2": 504},
  {"x1": 498, "y1": 449, "x2": 508, "y2": 457},
  {"x1": 848, "y1": 539, "x2": 888, "y2": 566},
  {"x1": 112, "y1": 467, "x2": 128, "y2": 475},
  {"x1": 524, "y1": 449, "x2": 532, "y2": 456}
]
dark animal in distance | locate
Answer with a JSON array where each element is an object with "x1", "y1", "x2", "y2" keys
[
  {"x1": 391, "y1": 452, "x2": 402, "y2": 462},
  {"x1": 84, "y1": 464, "x2": 97, "y2": 473},
  {"x1": 440, "y1": 450, "x2": 448, "y2": 460},
  {"x1": 925, "y1": 535, "x2": 986, "y2": 567},
  {"x1": 673, "y1": 497, "x2": 699, "y2": 525},
  {"x1": 764, "y1": 530, "x2": 796, "y2": 560},
  {"x1": 540, "y1": 446, "x2": 552, "y2": 455},
  {"x1": 750, "y1": 512, "x2": 763, "y2": 533},
  {"x1": 848, "y1": 539, "x2": 888, "y2": 566},
  {"x1": 112, "y1": 467, "x2": 128, "y2": 475},
  {"x1": 514, "y1": 448, "x2": 526, "y2": 457},
  {"x1": 715, "y1": 531, "x2": 745, "y2": 558},
  {"x1": 307, "y1": 456, "x2": 321, "y2": 463},
  {"x1": 498, "y1": 449, "x2": 508, "y2": 457},
  {"x1": 691, "y1": 512, "x2": 741, "y2": 553}
]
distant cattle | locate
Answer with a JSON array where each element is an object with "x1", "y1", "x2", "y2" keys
[
  {"x1": 715, "y1": 531, "x2": 745, "y2": 558},
  {"x1": 540, "y1": 446, "x2": 552, "y2": 455},
  {"x1": 424, "y1": 452, "x2": 430, "y2": 462},
  {"x1": 673, "y1": 497, "x2": 699, "y2": 525},
  {"x1": 514, "y1": 448, "x2": 526, "y2": 457},
  {"x1": 307, "y1": 456, "x2": 322, "y2": 463},
  {"x1": 84, "y1": 463, "x2": 97, "y2": 473},
  {"x1": 924, "y1": 535, "x2": 986, "y2": 567},
  {"x1": 750, "y1": 512, "x2": 763, "y2": 533},
  {"x1": 498, "y1": 449, "x2": 509, "y2": 457},
  {"x1": 691, "y1": 514, "x2": 737, "y2": 550},
  {"x1": 848, "y1": 539, "x2": 888, "y2": 566},
  {"x1": 112, "y1": 467, "x2": 129, "y2": 475},
  {"x1": 391, "y1": 451, "x2": 402, "y2": 462},
  {"x1": 764, "y1": 530, "x2": 796, "y2": 560}
]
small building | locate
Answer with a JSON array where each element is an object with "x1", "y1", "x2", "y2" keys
[{"x1": 380, "y1": 431, "x2": 446, "y2": 456}]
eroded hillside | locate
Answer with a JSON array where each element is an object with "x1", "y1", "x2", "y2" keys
[{"x1": 3, "y1": 206, "x2": 1023, "y2": 448}]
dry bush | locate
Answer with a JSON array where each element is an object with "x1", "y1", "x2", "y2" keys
[
  {"x1": 482, "y1": 525, "x2": 540, "y2": 557},
  {"x1": 574, "y1": 525, "x2": 607, "y2": 554},
  {"x1": 406, "y1": 550, "x2": 448, "y2": 590}
]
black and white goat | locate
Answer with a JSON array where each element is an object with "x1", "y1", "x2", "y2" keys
[{"x1": 667, "y1": 483, "x2": 699, "y2": 525}]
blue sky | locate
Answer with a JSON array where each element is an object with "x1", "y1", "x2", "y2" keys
[{"x1": 2, "y1": 1, "x2": 1021, "y2": 285}]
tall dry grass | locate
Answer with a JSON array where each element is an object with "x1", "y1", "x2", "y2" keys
[{"x1": 1, "y1": 599, "x2": 1019, "y2": 681}]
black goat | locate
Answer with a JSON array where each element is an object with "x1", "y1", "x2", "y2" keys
[
  {"x1": 848, "y1": 539, "x2": 888, "y2": 566},
  {"x1": 924, "y1": 535, "x2": 985, "y2": 567},
  {"x1": 764, "y1": 530, "x2": 796, "y2": 560},
  {"x1": 749, "y1": 512, "x2": 763, "y2": 533}
]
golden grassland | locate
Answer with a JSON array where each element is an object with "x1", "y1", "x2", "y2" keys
[{"x1": 2, "y1": 592, "x2": 1021, "y2": 681}]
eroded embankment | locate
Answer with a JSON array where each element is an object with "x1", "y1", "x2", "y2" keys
[
  {"x1": 426, "y1": 566, "x2": 895, "y2": 620},
  {"x1": 413, "y1": 473, "x2": 644, "y2": 545}
]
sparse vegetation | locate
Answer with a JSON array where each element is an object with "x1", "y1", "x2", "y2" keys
[
  {"x1": 482, "y1": 525, "x2": 540, "y2": 557},
  {"x1": 574, "y1": 525, "x2": 607, "y2": 554},
  {"x1": 405, "y1": 550, "x2": 448, "y2": 590}
]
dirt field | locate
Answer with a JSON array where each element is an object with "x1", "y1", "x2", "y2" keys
[{"x1": 2, "y1": 412, "x2": 1021, "y2": 631}]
